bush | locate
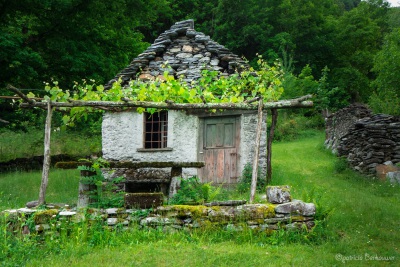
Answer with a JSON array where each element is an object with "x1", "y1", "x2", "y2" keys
[
  {"x1": 333, "y1": 157, "x2": 349, "y2": 173},
  {"x1": 78, "y1": 159, "x2": 125, "y2": 208},
  {"x1": 169, "y1": 176, "x2": 221, "y2": 204},
  {"x1": 272, "y1": 112, "x2": 324, "y2": 142},
  {"x1": 236, "y1": 164, "x2": 266, "y2": 193}
]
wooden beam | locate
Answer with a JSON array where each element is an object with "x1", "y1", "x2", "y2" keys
[
  {"x1": 6, "y1": 84, "x2": 36, "y2": 104},
  {"x1": 20, "y1": 95, "x2": 313, "y2": 110},
  {"x1": 38, "y1": 101, "x2": 53, "y2": 205},
  {"x1": 0, "y1": 118, "x2": 9, "y2": 124},
  {"x1": 55, "y1": 161, "x2": 205, "y2": 169}
]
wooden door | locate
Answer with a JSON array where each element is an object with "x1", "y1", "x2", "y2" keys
[{"x1": 198, "y1": 116, "x2": 240, "y2": 185}]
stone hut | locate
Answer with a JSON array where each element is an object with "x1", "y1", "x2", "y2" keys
[{"x1": 101, "y1": 20, "x2": 267, "y2": 194}]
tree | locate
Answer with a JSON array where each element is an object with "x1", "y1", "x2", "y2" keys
[
  {"x1": 0, "y1": 0, "x2": 168, "y2": 129},
  {"x1": 329, "y1": 1, "x2": 388, "y2": 102},
  {"x1": 369, "y1": 28, "x2": 400, "y2": 115}
]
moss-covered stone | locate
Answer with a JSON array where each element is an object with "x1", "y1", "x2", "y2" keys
[
  {"x1": 235, "y1": 204, "x2": 276, "y2": 221},
  {"x1": 167, "y1": 205, "x2": 209, "y2": 219},
  {"x1": 33, "y1": 209, "x2": 59, "y2": 224}
]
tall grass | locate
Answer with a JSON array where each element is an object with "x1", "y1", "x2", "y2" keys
[
  {"x1": 271, "y1": 131, "x2": 400, "y2": 261},
  {"x1": 0, "y1": 169, "x2": 80, "y2": 209}
]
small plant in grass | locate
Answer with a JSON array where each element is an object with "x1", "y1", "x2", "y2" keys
[
  {"x1": 334, "y1": 156, "x2": 349, "y2": 173},
  {"x1": 169, "y1": 176, "x2": 222, "y2": 204},
  {"x1": 78, "y1": 158, "x2": 125, "y2": 208}
]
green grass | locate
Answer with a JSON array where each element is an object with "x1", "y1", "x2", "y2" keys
[
  {"x1": 0, "y1": 169, "x2": 80, "y2": 209},
  {"x1": 0, "y1": 128, "x2": 101, "y2": 162},
  {"x1": 1, "y1": 130, "x2": 400, "y2": 266}
]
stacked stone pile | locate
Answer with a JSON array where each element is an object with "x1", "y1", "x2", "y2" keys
[
  {"x1": 105, "y1": 19, "x2": 248, "y2": 89},
  {"x1": 325, "y1": 103, "x2": 372, "y2": 153},
  {"x1": 336, "y1": 114, "x2": 400, "y2": 174}
]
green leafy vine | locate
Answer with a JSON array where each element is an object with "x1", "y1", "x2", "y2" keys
[{"x1": 28, "y1": 57, "x2": 284, "y2": 127}]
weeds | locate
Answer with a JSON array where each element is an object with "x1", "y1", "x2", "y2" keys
[
  {"x1": 78, "y1": 159, "x2": 125, "y2": 208},
  {"x1": 168, "y1": 176, "x2": 222, "y2": 204},
  {"x1": 236, "y1": 163, "x2": 266, "y2": 193}
]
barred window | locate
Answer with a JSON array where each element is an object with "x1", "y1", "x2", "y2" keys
[{"x1": 143, "y1": 111, "x2": 168, "y2": 149}]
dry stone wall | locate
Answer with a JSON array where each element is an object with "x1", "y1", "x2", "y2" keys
[
  {"x1": 326, "y1": 104, "x2": 400, "y2": 175},
  {"x1": 2, "y1": 186, "x2": 316, "y2": 234},
  {"x1": 337, "y1": 114, "x2": 400, "y2": 174},
  {"x1": 325, "y1": 103, "x2": 372, "y2": 153}
]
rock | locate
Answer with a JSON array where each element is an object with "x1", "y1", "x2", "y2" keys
[
  {"x1": 275, "y1": 200, "x2": 316, "y2": 216},
  {"x1": 35, "y1": 224, "x2": 50, "y2": 232},
  {"x1": 104, "y1": 19, "x2": 250, "y2": 89},
  {"x1": 18, "y1": 207, "x2": 37, "y2": 214},
  {"x1": 140, "y1": 216, "x2": 172, "y2": 226},
  {"x1": 182, "y1": 45, "x2": 193, "y2": 53},
  {"x1": 105, "y1": 208, "x2": 119, "y2": 215},
  {"x1": 138, "y1": 73, "x2": 154, "y2": 81},
  {"x1": 26, "y1": 200, "x2": 39, "y2": 208},
  {"x1": 107, "y1": 218, "x2": 118, "y2": 226},
  {"x1": 386, "y1": 171, "x2": 400, "y2": 185},
  {"x1": 266, "y1": 185, "x2": 291, "y2": 204},
  {"x1": 376, "y1": 164, "x2": 400, "y2": 181},
  {"x1": 59, "y1": 211, "x2": 76, "y2": 216},
  {"x1": 204, "y1": 200, "x2": 247, "y2": 207}
]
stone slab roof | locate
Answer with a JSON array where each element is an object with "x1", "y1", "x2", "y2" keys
[{"x1": 105, "y1": 19, "x2": 248, "y2": 89}]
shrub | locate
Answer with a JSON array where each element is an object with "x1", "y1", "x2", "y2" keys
[
  {"x1": 168, "y1": 176, "x2": 221, "y2": 204},
  {"x1": 78, "y1": 159, "x2": 125, "y2": 208},
  {"x1": 236, "y1": 164, "x2": 266, "y2": 193}
]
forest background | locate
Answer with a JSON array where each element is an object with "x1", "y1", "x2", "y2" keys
[{"x1": 0, "y1": 0, "x2": 399, "y2": 132}]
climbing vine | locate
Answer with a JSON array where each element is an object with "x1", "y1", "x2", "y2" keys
[{"x1": 27, "y1": 57, "x2": 284, "y2": 127}]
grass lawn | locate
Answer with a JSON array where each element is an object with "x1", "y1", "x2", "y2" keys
[
  {"x1": 1, "y1": 131, "x2": 399, "y2": 266},
  {"x1": 0, "y1": 128, "x2": 101, "y2": 162}
]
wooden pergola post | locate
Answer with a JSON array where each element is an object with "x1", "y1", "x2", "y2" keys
[
  {"x1": 38, "y1": 101, "x2": 53, "y2": 205},
  {"x1": 249, "y1": 98, "x2": 264, "y2": 203}
]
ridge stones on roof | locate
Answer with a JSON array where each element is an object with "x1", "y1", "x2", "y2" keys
[{"x1": 105, "y1": 19, "x2": 248, "y2": 89}]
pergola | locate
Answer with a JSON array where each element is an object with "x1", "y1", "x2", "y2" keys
[{"x1": 6, "y1": 84, "x2": 313, "y2": 205}]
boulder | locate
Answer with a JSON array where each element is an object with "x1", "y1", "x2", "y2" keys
[
  {"x1": 387, "y1": 171, "x2": 400, "y2": 185},
  {"x1": 275, "y1": 200, "x2": 315, "y2": 216},
  {"x1": 266, "y1": 185, "x2": 291, "y2": 204}
]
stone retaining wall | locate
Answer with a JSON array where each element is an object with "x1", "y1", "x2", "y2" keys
[{"x1": 2, "y1": 186, "x2": 316, "y2": 234}]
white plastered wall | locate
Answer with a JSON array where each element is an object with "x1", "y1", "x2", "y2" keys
[
  {"x1": 102, "y1": 110, "x2": 199, "y2": 176},
  {"x1": 102, "y1": 110, "x2": 267, "y2": 179}
]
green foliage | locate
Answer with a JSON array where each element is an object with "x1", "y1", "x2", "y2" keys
[
  {"x1": 272, "y1": 113, "x2": 324, "y2": 142},
  {"x1": 282, "y1": 65, "x2": 349, "y2": 114},
  {"x1": 236, "y1": 163, "x2": 266, "y2": 193},
  {"x1": 0, "y1": 127, "x2": 101, "y2": 163},
  {"x1": 369, "y1": 28, "x2": 400, "y2": 115},
  {"x1": 333, "y1": 157, "x2": 350, "y2": 173},
  {"x1": 78, "y1": 159, "x2": 125, "y2": 208},
  {"x1": 169, "y1": 176, "x2": 222, "y2": 204},
  {"x1": 2, "y1": 131, "x2": 400, "y2": 266},
  {"x1": 330, "y1": 0, "x2": 389, "y2": 102},
  {"x1": 28, "y1": 57, "x2": 284, "y2": 128},
  {"x1": 313, "y1": 66, "x2": 350, "y2": 113}
]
